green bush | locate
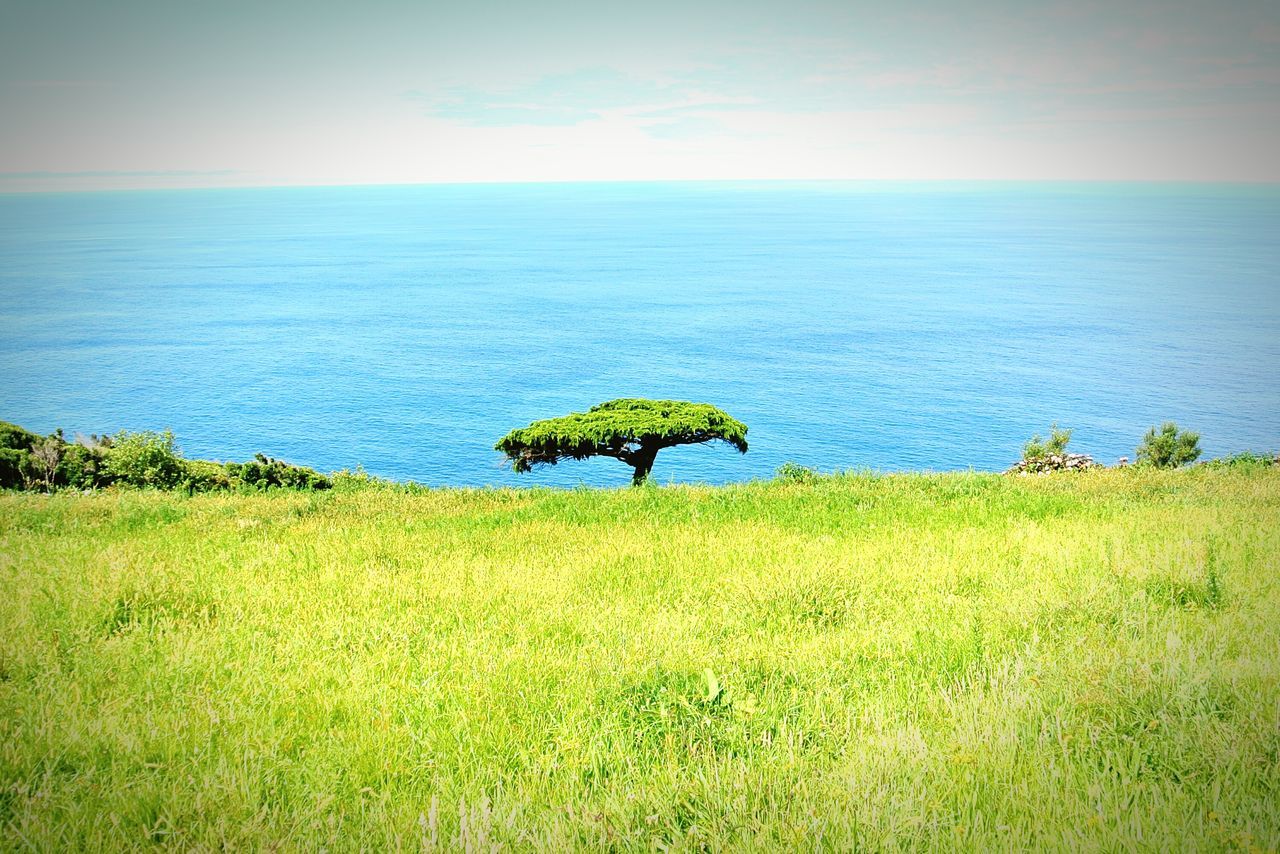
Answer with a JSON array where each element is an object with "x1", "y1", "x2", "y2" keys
[
  {"x1": 1201, "y1": 450, "x2": 1277, "y2": 469},
  {"x1": 104, "y1": 430, "x2": 185, "y2": 488},
  {"x1": 55, "y1": 443, "x2": 109, "y2": 489},
  {"x1": 1023, "y1": 424, "x2": 1071, "y2": 461},
  {"x1": 182, "y1": 459, "x2": 232, "y2": 493},
  {"x1": 0, "y1": 448, "x2": 32, "y2": 489},
  {"x1": 330, "y1": 465, "x2": 386, "y2": 491},
  {"x1": 0, "y1": 421, "x2": 331, "y2": 493},
  {"x1": 0, "y1": 420, "x2": 38, "y2": 452},
  {"x1": 228, "y1": 454, "x2": 331, "y2": 491},
  {"x1": 1137, "y1": 422, "x2": 1201, "y2": 469},
  {"x1": 776, "y1": 462, "x2": 819, "y2": 483}
]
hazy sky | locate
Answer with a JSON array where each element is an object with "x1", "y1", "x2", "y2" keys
[{"x1": 2, "y1": 0, "x2": 1278, "y2": 190}]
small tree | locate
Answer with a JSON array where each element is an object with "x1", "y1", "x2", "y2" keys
[
  {"x1": 1137, "y1": 422, "x2": 1201, "y2": 468},
  {"x1": 496, "y1": 398, "x2": 748, "y2": 486},
  {"x1": 30, "y1": 433, "x2": 63, "y2": 492}
]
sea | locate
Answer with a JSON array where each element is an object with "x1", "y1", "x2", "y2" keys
[{"x1": 1, "y1": 181, "x2": 1278, "y2": 488}]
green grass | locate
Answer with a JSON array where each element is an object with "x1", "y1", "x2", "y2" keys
[{"x1": 1, "y1": 467, "x2": 1278, "y2": 850}]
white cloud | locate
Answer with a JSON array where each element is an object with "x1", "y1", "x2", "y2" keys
[{"x1": 3, "y1": 0, "x2": 1278, "y2": 188}]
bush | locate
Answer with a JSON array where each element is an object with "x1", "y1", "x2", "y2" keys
[
  {"x1": 1010, "y1": 424, "x2": 1096, "y2": 474},
  {"x1": 330, "y1": 465, "x2": 386, "y2": 491},
  {"x1": 104, "y1": 430, "x2": 185, "y2": 488},
  {"x1": 1023, "y1": 424, "x2": 1071, "y2": 461},
  {"x1": 0, "y1": 420, "x2": 38, "y2": 452},
  {"x1": 0, "y1": 448, "x2": 32, "y2": 489},
  {"x1": 1137, "y1": 422, "x2": 1201, "y2": 469},
  {"x1": 228, "y1": 454, "x2": 331, "y2": 491},
  {"x1": 0, "y1": 422, "x2": 328, "y2": 493},
  {"x1": 1201, "y1": 450, "x2": 1277, "y2": 469},
  {"x1": 182, "y1": 459, "x2": 232, "y2": 492},
  {"x1": 55, "y1": 442, "x2": 109, "y2": 489},
  {"x1": 776, "y1": 462, "x2": 819, "y2": 483}
]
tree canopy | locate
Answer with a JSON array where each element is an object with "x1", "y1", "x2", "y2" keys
[{"x1": 495, "y1": 398, "x2": 748, "y2": 485}]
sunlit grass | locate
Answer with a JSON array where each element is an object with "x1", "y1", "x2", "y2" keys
[{"x1": 1, "y1": 467, "x2": 1278, "y2": 849}]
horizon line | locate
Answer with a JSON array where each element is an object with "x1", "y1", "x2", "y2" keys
[{"x1": 3, "y1": 175, "x2": 1280, "y2": 197}]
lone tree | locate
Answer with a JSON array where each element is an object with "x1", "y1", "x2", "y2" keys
[
  {"x1": 1137, "y1": 421, "x2": 1201, "y2": 468},
  {"x1": 496, "y1": 398, "x2": 748, "y2": 486}
]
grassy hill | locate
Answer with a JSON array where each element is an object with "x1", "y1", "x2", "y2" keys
[{"x1": 2, "y1": 467, "x2": 1278, "y2": 849}]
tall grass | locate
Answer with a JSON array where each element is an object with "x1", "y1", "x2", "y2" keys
[{"x1": 1, "y1": 467, "x2": 1278, "y2": 849}]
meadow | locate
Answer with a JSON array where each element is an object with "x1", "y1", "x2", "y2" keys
[{"x1": 1, "y1": 466, "x2": 1278, "y2": 850}]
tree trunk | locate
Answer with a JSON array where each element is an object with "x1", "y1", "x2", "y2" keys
[{"x1": 630, "y1": 444, "x2": 659, "y2": 486}]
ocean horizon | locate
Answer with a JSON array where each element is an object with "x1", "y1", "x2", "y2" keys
[{"x1": 2, "y1": 180, "x2": 1278, "y2": 487}]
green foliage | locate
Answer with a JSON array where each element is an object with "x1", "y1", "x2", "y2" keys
[
  {"x1": 181, "y1": 459, "x2": 232, "y2": 493},
  {"x1": 0, "y1": 420, "x2": 39, "y2": 451},
  {"x1": 1202, "y1": 450, "x2": 1277, "y2": 469},
  {"x1": 54, "y1": 442, "x2": 108, "y2": 489},
  {"x1": 0, "y1": 447, "x2": 32, "y2": 489},
  {"x1": 103, "y1": 430, "x2": 185, "y2": 488},
  {"x1": 330, "y1": 465, "x2": 391, "y2": 491},
  {"x1": 496, "y1": 398, "x2": 748, "y2": 484},
  {"x1": 0, "y1": 421, "x2": 332, "y2": 493},
  {"x1": 1137, "y1": 422, "x2": 1202, "y2": 468},
  {"x1": 497, "y1": 399, "x2": 749, "y2": 465},
  {"x1": 776, "y1": 461, "x2": 819, "y2": 483},
  {"x1": 1013, "y1": 425, "x2": 1097, "y2": 474},
  {"x1": 1023, "y1": 423, "x2": 1072, "y2": 461},
  {"x1": 227, "y1": 453, "x2": 331, "y2": 491}
]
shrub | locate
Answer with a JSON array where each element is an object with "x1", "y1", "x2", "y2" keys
[
  {"x1": 330, "y1": 465, "x2": 385, "y2": 491},
  {"x1": 1023, "y1": 424, "x2": 1071, "y2": 461},
  {"x1": 182, "y1": 459, "x2": 232, "y2": 493},
  {"x1": 56, "y1": 438, "x2": 113, "y2": 489},
  {"x1": 1010, "y1": 424, "x2": 1096, "y2": 474},
  {"x1": 56, "y1": 444, "x2": 95, "y2": 489},
  {"x1": 0, "y1": 420, "x2": 39, "y2": 452},
  {"x1": 1137, "y1": 422, "x2": 1201, "y2": 469},
  {"x1": 228, "y1": 454, "x2": 331, "y2": 491},
  {"x1": 104, "y1": 430, "x2": 185, "y2": 488},
  {"x1": 0, "y1": 448, "x2": 32, "y2": 489},
  {"x1": 0, "y1": 422, "x2": 329, "y2": 493},
  {"x1": 1201, "y1": 450, "x2": 1276, "y2": 469},
  {"x1": 776, "y1": 462, "x2": 819, "y2": 483}
]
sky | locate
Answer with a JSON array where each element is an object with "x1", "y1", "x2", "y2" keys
[{"x1": 1, "y1": 0, "x2": 1278, "y2": 191}]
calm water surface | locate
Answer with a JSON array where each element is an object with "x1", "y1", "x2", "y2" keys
[{"x1": 1, "y1": 181, "x2": 1277, "y2": 486}]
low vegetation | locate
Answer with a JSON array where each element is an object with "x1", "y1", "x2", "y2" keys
[
  {"x1": 1, "y1": 466, "x2": 1278, "y2": 848},
  {"x1": 2, "y1": 417, "x2": 1266, "y2": 497},
  {"x1": 0, "y1": 421, "x2": 329, "y2": 493},
  {"x1": 1023, "y1": 423, "x2": 1073, "y2": 461},
  {"x1": 1010, "y1": 424, "x2": 1099, "y2": 474}
]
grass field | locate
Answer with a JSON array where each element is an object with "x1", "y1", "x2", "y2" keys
[{"x1": 1, "y1": 467, "x2": 1278, "y2": 850}]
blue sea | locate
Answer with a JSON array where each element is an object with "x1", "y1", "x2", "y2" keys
[{"x1": 1, "y1": 181, "x2": 1278, "y2": 487}]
